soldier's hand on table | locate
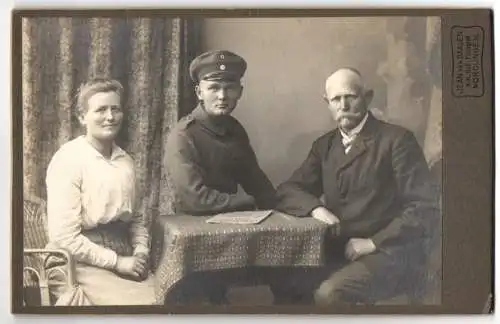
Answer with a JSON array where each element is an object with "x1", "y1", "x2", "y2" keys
[
  {"x1": 344, "y1": 238, "x2": 376, "y2": 261},
  {"x1": 233, "y1": 185, "x2": 256, "y2": 209}
]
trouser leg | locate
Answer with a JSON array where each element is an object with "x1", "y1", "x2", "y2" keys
[
  {"x1": 168, "y1": 271, "x2": 229, "y2": 305},
  {"x1": 205, "y1": 274, "x2": 230, "y2": 305},
  {"x1": 263, "y1": 267, "x2": 331, "y2": 305},
  {"x1": 314, "y1": 250, "x2": 424, "y2": 306},
  {"x1": 266, "y1": 268, "x2": 305, "y2": 304}
]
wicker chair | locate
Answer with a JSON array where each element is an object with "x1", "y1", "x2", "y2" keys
[{"x1": 23, "y1": 195, "x2": 76, "y2": 306}]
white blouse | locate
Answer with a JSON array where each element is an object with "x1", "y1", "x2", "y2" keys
[{"x1": 45, "y1": 136, "x2": 149, "y2": 269}]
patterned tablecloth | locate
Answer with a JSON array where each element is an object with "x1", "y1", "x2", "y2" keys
[{"x1": 151, "y1": 211, "x2": 330, "y2": 305}]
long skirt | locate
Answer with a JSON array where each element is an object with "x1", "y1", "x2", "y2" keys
[{"x1": 47, "y1": 220, "x2": 156, "y2": 306}]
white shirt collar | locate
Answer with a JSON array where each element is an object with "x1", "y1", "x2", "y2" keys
[
  {"x1": 339, "y1": 112, "x2": 369, "y2": 139},
  {"x1": 78, "y1": 135, "x2": 127, "y2": 160}
]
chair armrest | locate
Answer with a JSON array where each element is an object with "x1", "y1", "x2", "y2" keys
[
  {"x1": 23, "y1": 248, "x2": 77, "y2": 306},
  {"x1": 24, "y1": 248, "x2": 76, "y2": 288}
]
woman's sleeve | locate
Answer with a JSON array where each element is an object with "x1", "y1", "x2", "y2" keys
[
  {"x1": 129, "y1": 213, "x2": 150, "y2": 257},
  {"x1": 45, "y1": 150, "x2": 119, "y2": 269},
  {"x1": 129, "y1": 176, "x2": 150, "y2": 257}
]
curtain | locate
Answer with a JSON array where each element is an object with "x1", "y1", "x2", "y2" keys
[
  {"x1": 376, "y1": 17, "x2": 440, "y2": 155},
  {"x1": 22, "y1": 17, "x2": 201, "y2": 225},
  {"x1": 423, "y1": 17, "x2": 442, "y2": 168}
]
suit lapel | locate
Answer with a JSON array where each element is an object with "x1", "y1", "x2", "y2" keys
[{"x1": 336, "y1": 139, "x2": 368, "y2": 170}]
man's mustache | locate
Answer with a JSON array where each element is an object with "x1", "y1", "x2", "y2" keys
[{"x1": 336, "y1": 113, "x2": 363, "y2": 119}]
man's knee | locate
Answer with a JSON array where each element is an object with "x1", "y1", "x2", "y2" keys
[
  {"x1": 313, "y1": 275, "x2": 348, "y2": 305},
  {"x1": 313, "y1": 261, "x2": 372, "y2": 305}
]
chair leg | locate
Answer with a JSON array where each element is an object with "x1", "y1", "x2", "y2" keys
[{"x1": 39, "y1": 278, "x2": 52, "y2": 306}]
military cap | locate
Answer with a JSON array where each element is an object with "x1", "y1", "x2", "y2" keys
[{"x1": 189, "y1": 50, "x2": 247, "y2": 83}]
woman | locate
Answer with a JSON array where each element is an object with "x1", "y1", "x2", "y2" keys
[{"x1": 45, "y1": 78, "x2": 156, "y2": 305}]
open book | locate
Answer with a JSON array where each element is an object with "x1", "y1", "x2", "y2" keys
[{"x1": 206, "y1": 210, "x2": 274, "y2": 225}]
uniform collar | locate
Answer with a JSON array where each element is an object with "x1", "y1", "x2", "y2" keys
[{"x1": 191, "y1": 103, "x2": 233, "y2": 136}]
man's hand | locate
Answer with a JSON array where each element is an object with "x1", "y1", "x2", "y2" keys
[
  {"x1": 115, "y1": 256, "x2": 147, "y2": 279},
  {"x1": 311, "y1": 206, "x2": 340, "y2": 225},
  {"x1": 345, "y1": 238, "x2": 376, "y2": 261},
  {"x1": 311, "y1": 207, "x2": 340, "y2": 236}
]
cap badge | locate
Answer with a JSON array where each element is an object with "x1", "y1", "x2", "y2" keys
[{"x1": 219, "y1": 64, "x2": 226, "y2": 70}]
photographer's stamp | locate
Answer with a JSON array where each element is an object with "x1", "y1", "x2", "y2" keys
[{"x1": 451, "y1": 25, "x2": 485, "y2": 97}]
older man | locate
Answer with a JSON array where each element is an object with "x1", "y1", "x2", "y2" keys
[
  {"x1": 275, "y1": 68, "x2": 440, "y2": 305},
  {"x1": 165, "y1": 50, "x2": 277, "y2": 304}
]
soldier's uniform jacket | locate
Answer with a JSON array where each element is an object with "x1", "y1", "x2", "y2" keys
[
  {"x1": 275, "y1": 112, "x2": 441, "y2": 255},
  {"x1": 165, "y1": 104, "x2": 277, "y2": 215}
]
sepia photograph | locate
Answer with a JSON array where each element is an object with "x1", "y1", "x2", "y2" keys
[{"x1": 12, "y1": 9, "x2": 492, "y2": 314}]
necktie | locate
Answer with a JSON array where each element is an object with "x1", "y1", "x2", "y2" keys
[{"x1": 342, "y1": 135, "x2": 356, "y2": 153}]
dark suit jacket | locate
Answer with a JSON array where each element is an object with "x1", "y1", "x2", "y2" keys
[
  {"x1": 275, "y1": 112, "x2": 440, "y2": 254},
  {"x1": 165, "y1": 104, "x2": 276, "y2": 215}
]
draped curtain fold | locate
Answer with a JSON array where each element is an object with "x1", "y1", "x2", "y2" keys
[
  {"x1": 22, "y1": 17, "x2": 200, "y2": 225},
  {"x1": 423, "y1": 17, "x2": 442, "y2": 167}
]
